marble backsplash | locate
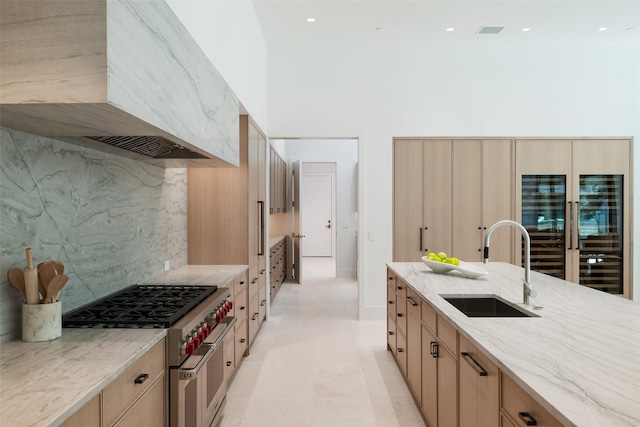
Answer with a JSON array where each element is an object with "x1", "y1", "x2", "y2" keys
[{"x1": 0, "y1": 127, "x2": 188, "y2": 342}]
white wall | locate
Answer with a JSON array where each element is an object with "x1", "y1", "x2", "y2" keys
[
  {"x1": 266, "y1": 41, "x2": 640, "y2": 319},
  {"x1": 167, "y1": 0, "x2": 268, "y2": 131},
  {"x1": 283, "y1": 139, "x2": 359, "y2": 278}
]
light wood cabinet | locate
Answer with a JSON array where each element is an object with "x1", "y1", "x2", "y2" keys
[
  {"x1": 103, "y1": 341, "x2": 166, "y2": 427},
  {"x1": 188, "y1": 115, "x2": 268, "y2": 352},
  {"x1": 453, "y1": 139, "x2": 514, "y2": 262},
  {"x1": 515, "y1": 138, "x2": 632, "y2": 297},
  {"x1": 459, "y1": 334, "x2": 499, "y2": 427},
  {"x1": 419, "y1": 303, "x2": 458, "y2": 427},
  {"x1": 501, "y1": 374, "x2": 563, "y2": 427},
  {"x1": 406, "y1": 288, "x2": 422, "y2": 404},
  {"x1": 394, "y1": 138, "x2": 514, "y2": 263},
  {"x1": 112, "y1": 377, "x2": 166, "y2": 427},
  {"x1": 61, "y1": 394, "x2": 101, "y2": 427},
  {"x1": 270, "y1": 148, "x2": 287, "y2": 214},
  {"x1": 269, "y1": 237, "x2": 287, "y2": 300},
  {"x1": 224, "y1": 269, "x2": 249, "y2": 384}
]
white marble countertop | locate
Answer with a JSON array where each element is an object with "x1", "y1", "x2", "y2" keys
[
  {"x1": 387, "y1": 262, "x2": 640, "y2": 427},
  {"x1": 0, "y1": 264, "x2": 249, "y2": 427},
  {"x1": 0, "y1": 329, "x2": 166, "y2": 427}
]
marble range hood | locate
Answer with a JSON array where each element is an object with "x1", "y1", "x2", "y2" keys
[{"x1": 0, "y1": 0, "x2": 240, "y2": 167}]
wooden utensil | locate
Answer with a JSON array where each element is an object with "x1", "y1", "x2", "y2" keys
[
  {"x1": 24, "y1": 248, "x2": 39, "y2": 304},
  {"x1": 7, "y1": 268, "x2": 26, "y2": 299},
  {"x1": 45, "y1": 274, "x2": 68, "y2": 304},
  {"x1": 38, "y1": 261, "x2": 66, "y2": 301}
]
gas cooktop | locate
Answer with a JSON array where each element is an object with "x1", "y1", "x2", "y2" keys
[{"x1": 63, "y1": 284, "x2": 218, "y2": 329}]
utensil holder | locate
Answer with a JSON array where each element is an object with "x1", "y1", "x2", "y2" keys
[{"x1": 22, "y1": 301, "x2": 62, "y2": 342}]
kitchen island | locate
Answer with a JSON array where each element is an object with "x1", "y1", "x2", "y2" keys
[
  {"x1": 387, "y1": 261, "x2": 640, "y2": 426},
  {"x1": 0, "y1": 264, "x2": 246, "y2": 427}
]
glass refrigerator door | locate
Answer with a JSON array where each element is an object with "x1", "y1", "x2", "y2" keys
[
  {"x1": 521, "y1": 175, "x2": 567, "y2": 280},
  {"x1": 578, "y1": 175, "x2": 624, "y2": 293}
]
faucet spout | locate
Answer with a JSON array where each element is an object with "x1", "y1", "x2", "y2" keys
[{"x1": 483, "y1": 220, "x2": 535, "y2": 306}]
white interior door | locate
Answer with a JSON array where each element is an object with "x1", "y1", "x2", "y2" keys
[
  {"x1": 292, "y1": 160, "x2": 303, "y2": 283},
  {"x1": 301, "y1": 174, "x2": 333, "y2": 256}
]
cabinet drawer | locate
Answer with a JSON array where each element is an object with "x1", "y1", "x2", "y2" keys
[
  {"x1": 387, "y1": 288, "x2": 397, "y2": 318},
  {"x1": 396, "y1": 330, "x2": 407, "y2": 375},
  {"x1": 248, "y1": 292, "x2": 260, "y2": 342},
  {"x1": 235, "y1": 287, "x2": 248, "y2": 324},
  {"x1": 112, "y1": 375, "x2": 166, "y2": 427},
  {"x1": 459, "y1": 334, "x2": 499, "y2": 427},
  {"x1": 396, "y1": 295, "x2": 407, "y2": 336},
  {"x1": 103, "y1": 340, "x2": 165, "y2": 426},
  {"x1": 224, "y1": 331, "x2": 235, "y2": 383},
  {"x1": 395, "y1": 277, "x2": 407, "y2": 299},
  {"x1": 421, "y1": 301, "x2": 437, "y2": 333},
  {"x1": 387, "y1": 270, "x2": 397, "y2": 290},
  {"x1": 437, "y1": 314, "x2": 458, "y2": 355},
  {"x1": 234, "y1": 270, "x2": 248, "y2": 298},
  {"x1": 249, "y1": 264, "x2": 259, "y2": 299},
  {"x1": 61, "y1": 394, "x2": 101, "y2": 427},
  {"x1": 387, "y1": 313, "x2": 397, "y2": 353},
  {"x1": 501, "y1": 374, "x2": 563, "y2": 427},
  {"x1": 258, "y1": 284, "x2": 267, "y2": 324},
  {"x1": 235, "y1": 318, "x2": 248, "y2": 362}
]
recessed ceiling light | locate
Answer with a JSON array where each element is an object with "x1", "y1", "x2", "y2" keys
[
  {"x1": 598, "y1": 27, "x2": 607, "y2": 32},
  {"x1": 522, "y1": 28, "x2": 531, "y2": 32},
  {"x1": 446, "y1": 28, "x2": 455, "y2": 32},
  {"x1": 375, "y1": 27, "x2": 384, "y2": 31},
  {"x1": 307, "y1": 18, "x2": 315, "y2": 23},
  {"x1": 626, "y1": 27, "x2": 635, "y2": 32}
]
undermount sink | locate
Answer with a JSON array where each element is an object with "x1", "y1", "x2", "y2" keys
[{"x1": 440, "y1": 294, "x2": 538, "y2": 318}]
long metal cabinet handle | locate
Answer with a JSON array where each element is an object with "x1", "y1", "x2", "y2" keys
[
  {"x1": 461, "y1": 352, "x2": 488, "y2": 376},
  {"x1": 574, "y1": 201, "x2": 579, "y2": 250},
  {"x1": 258, "y1": 201, "x2": 265, "y2": 256},
  {"x1": 406, "y1": 296, "x2": 418, "y2": 307},
  {"x1": 419, "y1": 227, "x2": 423, "y2": 252},
  {"x1": 568, "y1": 202, "x2": 573, "y2": 250},
  {"x1": 179, "y1": 317, "x2": 237, "y2": 380}
]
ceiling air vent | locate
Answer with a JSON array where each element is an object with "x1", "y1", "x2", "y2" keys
[{"x1": 477, "y1": 26, "x2": 504, "y2": 35}]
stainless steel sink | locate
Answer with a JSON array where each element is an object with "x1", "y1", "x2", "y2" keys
[{"x1": 440, "y1": 294, "x2": 538, "y2": 318}]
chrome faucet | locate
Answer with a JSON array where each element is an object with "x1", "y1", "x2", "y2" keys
[{"x1": 483, "y1": 220, "x2": 536, "y2": 306}]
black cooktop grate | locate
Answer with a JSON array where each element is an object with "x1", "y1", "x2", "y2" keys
[{"x1": 63, "y1": 284, "x2": 218, "y2": 329}]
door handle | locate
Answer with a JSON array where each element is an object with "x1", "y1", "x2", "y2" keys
[{"x1": 326, "y1": 220, "x2": 331, "y2": 229}]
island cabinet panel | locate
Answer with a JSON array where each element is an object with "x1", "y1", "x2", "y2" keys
[
  {"x1": 387, "y1": 270, "x2": 398, "y2": 353},
  {"x1": 406, "y1": 287, "x2": 422, "y2": 403},
  {"x1": 458, "y1": 334, "x2": 499, "y2": 427},
  {"x1": 103, "y1": 340, "x2": 166, "y2": 426},
  {"x1": 419, "y1": 311, "x2": 458, "y2": 427},
  {"x1": 501, "y1": 374, "x2": 563, "y2": 427},
  {"x1": 112, "y1": 377, "x2": 166, "y2": 427},
  {"x1": 61, "y1": 394, "x2": 101, "y2": 427}
]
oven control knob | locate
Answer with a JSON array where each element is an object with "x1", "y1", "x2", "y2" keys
[
  {"x1": 215, "y1": 312, "x2": 222, "y2": 323},
  {"x1": 228, "y1": 301, "x2": 233, "y2": 309},
  {"x1": 206, "y1": 322, "x2": 213, "y2": 333},
  {"x1": 185, "y1": 341, "x2": 196, "y2": 355}
]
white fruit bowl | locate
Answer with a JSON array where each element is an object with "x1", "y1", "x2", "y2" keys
[{"x1": 422, "y1": 257, "x2": 488, "y2": 279}]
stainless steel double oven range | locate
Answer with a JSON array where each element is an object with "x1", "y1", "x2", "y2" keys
[{"x1": 64, "y1": 284, "x2": 236, "y2": 427}]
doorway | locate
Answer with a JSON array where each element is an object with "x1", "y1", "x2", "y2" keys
[{"x1": 271, "y1": 138, "x2": 358, "y2": 283}]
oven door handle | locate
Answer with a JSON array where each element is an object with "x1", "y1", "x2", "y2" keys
[{"x1": 178, "y1": 317, "x2": 237, "y2": 381}]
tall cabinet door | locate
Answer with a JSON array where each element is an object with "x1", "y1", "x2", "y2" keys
[
  {"x1": 247, "y1": 119, "x2": 260, "y2": 268},
  {"x1": 453, "y1": 140, "x2": 483, "y2": 261},
  {"x1": 423, "y1": 140, "x2": 453, "y2": 257},
  {"x1": 482, "y1": 139, "x2": 514, "y2": 263},
  {"x1": 393, "y1": 140, "x2": 424, "y2": 261},
  {"x1": 572, "y1": 139, "x2": 631, "y2": 296}
]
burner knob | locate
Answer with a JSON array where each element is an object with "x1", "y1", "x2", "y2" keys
[
  {"x1": 205, "y1": 322, "x2": 213, "y2": 333},
  {"x1": 215, "y1": 312, "x2": 222, "y2": 323},
  {"x1": 228, "y1": 300, "x2": 233, "y2": 309},
  {"x1": 198, "y1": 329, "x2": 207, "y2": 342},
  {"x1": 185, "y1": 341, "x2": 195, "y2": 355}
]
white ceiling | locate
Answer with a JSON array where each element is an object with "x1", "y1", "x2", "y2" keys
[{"x1": 252, "y1": 0, "x2": 640, "y2": 46}]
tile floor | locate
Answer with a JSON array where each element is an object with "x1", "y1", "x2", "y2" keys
[{"x1": 221, "y1": 257, "x2": 425, "y2": 427}]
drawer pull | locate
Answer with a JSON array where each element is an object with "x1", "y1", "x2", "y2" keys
[
  {"x1": 406, "y1": 296, "x2": 418, "y2": 307},
  {"x1": 461, "y1": 352, "x2": 488, "y2": 376},
  {"x1": 388, "y1": 331, "x2": 394, "y2": 336},
  {"x1": 252, "y1": 278, "x2": 258, "y2": 284},
  {"x1": 240, "y1": 306, "x2": 246, "y2": 310},
  {"x1": 261, "y1": 300, "x2": 266, "y2": 306},
  {"x1": 397, "y1": 348, "x2": 403, "y2": 353},
  {"x1": 518, "y1": 412, "x2": 537, "y2": 426},
  {"x1": 226, "y1": 361, "x2": 232, "y2": 367},
  {"x1": 397, "y1": 313, "x2": 403, "y2": 317},
  {"x1": 239, "y1": 281, "x2": 245, "y2": 285},
  {"x1": 397, "y1": 286, "x2": 402, "y2": 291},
  {"x1": 134, "y1": 373, "x2": 149, "y2": 384},
  {"x1": 240, "y1": 338, "x2": 246, "y2": 343},
  {"x1": 430, "y1": 341, "x2": 439, "y2": 358},
  {"x1": 388, "y1": 300, "x2": 394, "y2": 305},
  {"x1": 252, "y1": 313, "x2": 259, "y2": 320}
]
